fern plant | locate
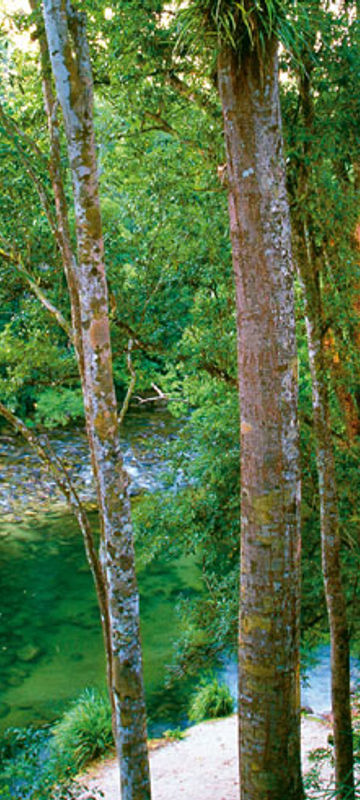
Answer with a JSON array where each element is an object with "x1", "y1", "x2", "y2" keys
[{"x1": 175, "y1": 0, "x2": 304, "y2": 67}]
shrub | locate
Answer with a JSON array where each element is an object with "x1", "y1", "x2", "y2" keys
[
  {"x1": 0, "y1": 725, "x2": 47, "y2": 763},
  {"x1": 0, "y1": 725, "x2": 52, "y2": 799},
  {"x1": 188, "y1": 677, "x2": 234, "y2": 723},
  {"x1": 163, "y1": 727, "x2": 185, "y2": 742},
  {"x1": 51, "y1": 688, "x2": 113, "y2": 772}
]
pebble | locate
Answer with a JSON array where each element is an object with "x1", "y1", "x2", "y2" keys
[
  {"x1": 17, "y1": 644, "x2": 42, "y2": 663},
  {"x1": 0, "y1": 702, "x2": 10, "y2": 719}
]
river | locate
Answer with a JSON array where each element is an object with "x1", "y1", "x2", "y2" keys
[{"x1": 0, "y1": 408, "x2": 358, "y2": 737}]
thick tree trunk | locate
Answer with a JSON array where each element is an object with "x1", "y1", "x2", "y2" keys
[
  {"x1": 42, "y1": 3, "x2": 151, "y2": 798},
  {"x1": 218, "y1": 42, "x2": 303, "y2": 800},
  {"x1": 297, "y1": 236, "x2": 355, "y2": 800}
]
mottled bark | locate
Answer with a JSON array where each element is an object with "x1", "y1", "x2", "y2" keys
[
  {"x1": 218, "y1": 42, "x2": 303, "y2": 800},
  {"x1": 42, "y1": 2, "x2": 151, "y2": 798},
  {"x1": 28, "y1": 0, "x2": 85, "y2": 381},
  {"x1": 323, "y1": 328, "x2": 360, "y2": 444},
  {"x1": 29, "y1": 0, "x2": 115, "y2": 725},
  {"x1": 297, "y1": 236, "x2": 355, "y2": 800},
  {"x1": 295, "y1": 64, "x2": 355, "y2": 800}
]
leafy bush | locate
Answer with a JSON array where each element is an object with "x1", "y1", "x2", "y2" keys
[
  {"x1": 34, "y1": 387, "x2": 84, "y2": 428},
  {"x1": 0, "y1": 725, "x2": 52, "y2": 799},
  {"x1": 51, "y1": 689, "x2": 113, "y2": 772},
  {"x1": 163, "y1": 727, "x2": 185, "y2": 742},
  {"x1": 0, "y1": 725, "x2": 47, "y2": 763},
  {"x1": 0, "y1": 701, "x2": 110, "y2": 800},
  {"x1": 188, "y1": 677, "x2": 234, "y2": 723},
  {"x1": 303, "y1": 689, "x2": 360, "y2": 798}
]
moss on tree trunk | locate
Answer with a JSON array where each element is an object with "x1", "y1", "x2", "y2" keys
[{"x1": 218, "y1": 41, "x2": 303, "y2": 800}]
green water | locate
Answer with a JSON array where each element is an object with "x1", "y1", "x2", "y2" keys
[{"x1": 0, "y1": 511, "x2": 201, "y2": 736}]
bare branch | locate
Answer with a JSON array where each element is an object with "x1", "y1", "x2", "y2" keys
[{"x1": 134, "y1": 382, "x2": 171, "y2": 405}]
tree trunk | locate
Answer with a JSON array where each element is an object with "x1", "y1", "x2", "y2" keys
[
  {"x1": 27, "y1": 0, "x2": 115, "y2": 716},
  {"x1": 294, "y1": 56, "x2": 355, "y2": 799},
  {"x1": 297, "y1": 237, "x2": 355, "y2": 800},
  {"x1": 42, "y1": 2, "x2": 151, "y2": 798},
  {"x1": 218, "y1": 42, "x2": 303, "y2": 800}
]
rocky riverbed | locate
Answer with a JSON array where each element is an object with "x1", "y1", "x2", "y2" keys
[{"x1": 0, "y1": 409, "x2": 180, "y2": 521}]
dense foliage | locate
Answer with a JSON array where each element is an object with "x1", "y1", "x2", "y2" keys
[
  {"x1": 0, "y1": 690, "x2": 112, "y2": 798},
  {"x1": 0, "y1": 0, "x2": 359, "y2": 698}
]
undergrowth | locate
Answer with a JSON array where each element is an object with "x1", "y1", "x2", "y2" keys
[
  {"x1": 188, "y1": 676, "x2": 234, "y2": 723},
  {"x1": 0, "y1": 689, "x2": 112, "y2": 799}
]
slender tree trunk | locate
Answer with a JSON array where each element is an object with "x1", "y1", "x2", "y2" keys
[
  {"x1": 297, "y1": 236, "x2": 355, "y2": 800},
  {"x1": 42, "y1": 2, "x2": 151, "y2": 798},
  {"x1": 322, "y1": 328, "x2": 360, "y2": 444},
  {"x1": 218, "y1": 42, "x2": 303, "y2": 800},
  {"x1": 294, "y1": 59, "x2": 355, "y2": 799},
  {"x1": 28, "y1": 0, "x2": 115, "y2": 718}
]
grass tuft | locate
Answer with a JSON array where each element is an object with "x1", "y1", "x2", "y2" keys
[
  {"x1": 51, "y1": 688, "x2": 114, "y2": 772},
  {"x1": 188, "y1": 676, "x2": 234, "y2": 723}
]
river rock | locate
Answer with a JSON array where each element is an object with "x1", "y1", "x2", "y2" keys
[
  {"x1": 70, "y1": 652, "x2": 84, "y2": 662},
  {"x1": 0, "y1": 702, "x2": 10, "y2": 718},
  {"x1": 17, "y1": 644, "x2": 42, "y2": 662},
  {"x1": 7, "y1": 666, "x2": 28, "y2": 685},
  {"x1": 0, "y1": 649, "x2": 16, "y2": 668},
  {"x1": 8, "y1": 673, "x2": 26, "y2": 687}
]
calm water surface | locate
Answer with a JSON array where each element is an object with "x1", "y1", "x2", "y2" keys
[
  {"x1": 0, "y1": 509, "x2": 201, "y2": 735},
  {"x1": 0, "y1": 410, "x2": 201, "y2": 736}
]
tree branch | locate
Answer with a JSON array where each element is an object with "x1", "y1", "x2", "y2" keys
[
  {"x1": 118, "y1": 339, "x2": 136, "y2": 425},
  {"x1": 0, "y1": 104, "x2": 49, "y2": 167},
  {"x1": 165, "y1": 70, "x2": 220, "y2": 118},
  {"x1": 29, "y1": 0, "x2": 86, "y2": 385},
  {"x1": 0, "y1": 242, "x2": 73, "y2": 342},
  {"x1": 0, "y1": 102, "x2": 58, "y2": 239},
  {"x1": 134, "y1": 382, "x2": 172, "y2": 404}
]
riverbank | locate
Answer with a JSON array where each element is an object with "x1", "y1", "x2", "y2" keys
[{"x1": 77, "y1": 714, "x2": 338, "y2": 799}]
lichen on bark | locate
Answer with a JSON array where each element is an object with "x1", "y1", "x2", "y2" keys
[
  {"x1": 41, "y1": 2, "x2": 151, "y2": 798},
  {"x1": 218, "y1": 39, "x2": 303, "y2": 800}
]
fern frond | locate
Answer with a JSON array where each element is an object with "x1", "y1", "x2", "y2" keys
[{"x1": 175, "y1": 0, "x2": 307, "y2": 68}]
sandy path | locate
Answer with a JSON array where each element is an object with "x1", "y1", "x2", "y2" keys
[{"x1": 78, "y1": 715, "x2": 334, "y2": 800}]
